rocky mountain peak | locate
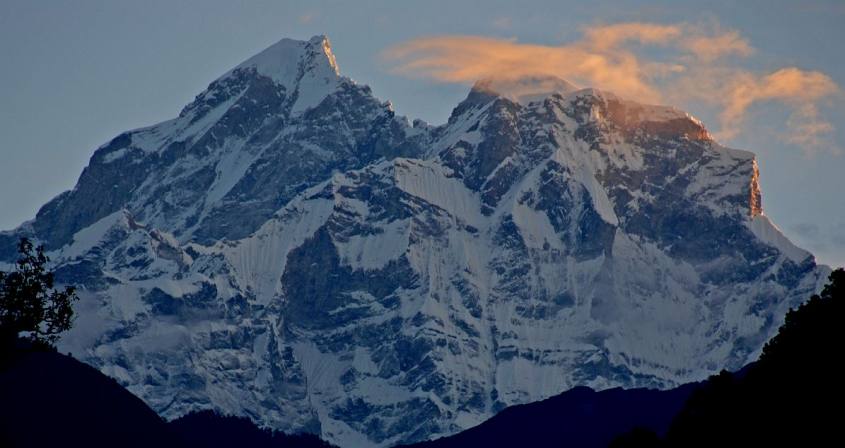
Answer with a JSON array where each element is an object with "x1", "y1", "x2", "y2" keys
[
  {"x1": 472, "y1": 75, "x2": 578, "y2": 105},
  {"x1": 447, "y1": 75, "x2": 576, "y2": 124},
  {"x1": 230, "y1": 35, "x2": 339, "y2": 85},
  {"x1": 223, "y1": 34, "x2": 342, "y2": 114}
]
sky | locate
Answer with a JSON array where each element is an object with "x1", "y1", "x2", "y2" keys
[{"x1": 0, "y1": 0, "x2": 843, "y2": 267}]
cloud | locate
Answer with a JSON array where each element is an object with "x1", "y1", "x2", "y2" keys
[
  {"x1": 385, "y1": 33, "x2": 664, "y2": 103},
  {"x1": 712, "y1": 67, "x2": 839, "y2": 145},
  {"x1": 298, "y1": 12, "x2": 316, "y2": 24},
  {"x1": 384, "y1": 22, "x2": 841, "y2": 154},
  {"x1": 785, "y1": 104, "x2": 837, "y2": 152},
  {"x1": 582, "y1": 22, "x2": 681, "y2": 50},
  {"x1": 681, "y1": 30, "x2": 753, "y2": 61}
]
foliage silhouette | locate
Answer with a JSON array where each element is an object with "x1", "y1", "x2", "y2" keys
[{"x1": 0, "y1": 237, "x2": 78, "y2": 348}]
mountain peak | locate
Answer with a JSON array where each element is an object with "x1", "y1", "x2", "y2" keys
[
  {"x1": 210, "y1": 34, "x2": 343, "y2": 115},
  {"x1": 447, "y1": 75, "x2": 578, "y2": 123},
  {"x1": 308, "y1": 34, "x2": 340, "y2": 75},
  {"x1": 227, "y1": 34, "x2": 340, "y2": 90},
  {"x1": 472, "y1": 75, "x2": 578, "y2": 105}
]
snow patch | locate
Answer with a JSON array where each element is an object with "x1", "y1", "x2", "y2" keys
[{"x1": 60, "y1": 210, "x2": 130, "y2": 259}]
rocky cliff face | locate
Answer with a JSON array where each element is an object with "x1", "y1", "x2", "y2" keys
[{"x1": 0, "y1": 36, "x2": 829, "y2": 447}]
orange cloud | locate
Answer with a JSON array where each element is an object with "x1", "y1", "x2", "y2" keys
[
  {"x1": 582, "y1": 22, "x2": 681, "y2": 50},
  {"x1": 682, "y1": 30, "x2": 754, "y2": 61},
  {"x1": 717, "y1": 68, "x2": 840, "y2": 151},
  {"x1": 385, "y1": 35, "x2": 662, "y2": 103},
  {"x1": 384, "y1": 22, "x2": 840, "y2": 154},
  {"x1": 786, "y1": 105, "x2": 835, "y2": 149}
]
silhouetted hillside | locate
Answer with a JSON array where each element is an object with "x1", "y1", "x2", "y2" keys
[
  {"x1": 170, "y1": 410, "x2": 336, "y2": 448},
  {"x1": 400, "y1": 383, "x2": 699, "y2": 448},
  {"x1": 0, "y1": 342, "x2": 337, "y2": 448},
  {"x1": 0, "y1": 342, "x2": 178, "y2": 447}
]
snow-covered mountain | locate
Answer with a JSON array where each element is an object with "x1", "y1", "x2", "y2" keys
[{"x1": 0, "y1": 36, "x2": 830, "y2": 447}]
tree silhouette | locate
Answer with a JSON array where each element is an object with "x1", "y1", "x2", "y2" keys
[{"x1": 0, "y1": 237, "x2": 78, "y2": 347}]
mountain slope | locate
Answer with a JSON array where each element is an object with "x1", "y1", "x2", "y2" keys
[{"x1": 0, "y1": 36, "x2": 829, "y2": 447}]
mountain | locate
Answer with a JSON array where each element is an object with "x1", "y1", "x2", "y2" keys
[{"x1": 0, "y1": 35, "x2": 830, "y2": 447}]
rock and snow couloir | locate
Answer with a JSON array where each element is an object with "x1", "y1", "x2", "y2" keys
[{"x1": 0, "y1": 36, "x2": 830, "y2": 447}]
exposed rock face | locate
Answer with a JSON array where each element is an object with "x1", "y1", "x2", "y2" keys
[{"x1": 0, "y1": 36, "x2": 829, "y2": 447}]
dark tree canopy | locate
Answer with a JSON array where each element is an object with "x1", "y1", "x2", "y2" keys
[{"x1": 0, "y1": 237, "x2": 78, "y2": 347}]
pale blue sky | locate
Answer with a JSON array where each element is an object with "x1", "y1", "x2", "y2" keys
[{"x1": 1, "y1": 0, "x2": 843, "y2": 267}]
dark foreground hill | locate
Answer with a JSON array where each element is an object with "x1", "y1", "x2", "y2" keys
[
  {"x1": 170, "y1": 411, "x2": 335, "y2": 448},
  {"x1": 0, "y1": 343, "x2": 177, "y2": 447},
  {"x1": 0, "y1": 343, "x2": 334, "y2": 448},
  {"x1": 399, "y1": 383, "x2": 699, "y2": 448}
]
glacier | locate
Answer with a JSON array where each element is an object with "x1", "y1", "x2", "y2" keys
[{"x1": 0, "y1": 35, "x2": 830, "y2": 447}]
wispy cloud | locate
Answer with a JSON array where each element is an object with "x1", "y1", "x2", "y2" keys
[
  {"x1": 582, "y1": 22, "x2": 681, "y2": 50},
  {"x1": 718, "y1": 68, "x2": 839, "y2": 147},
  {"x1": 384, "y1": 22, "x2": 841, "y2": 154},
  {"x1": 384, "y1": 32, "x2": 665, "y2": 103},
  {"x1": 679, "y1": 26, "x2": 754, "y2": 61}
]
